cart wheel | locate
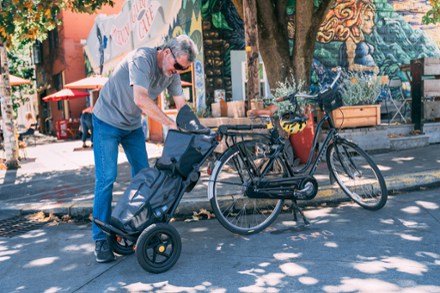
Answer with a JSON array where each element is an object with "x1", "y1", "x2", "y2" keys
[
  {"x1": 108, "y1": 233, "x2": 135, "y2": 255},
  {"x1": 135, "y1": 223, "x2": 182, "y2": 274}
]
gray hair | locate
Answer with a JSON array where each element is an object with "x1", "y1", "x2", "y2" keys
[{"x1": 163, "y1": 35, "x2": 198, "y2": 62}]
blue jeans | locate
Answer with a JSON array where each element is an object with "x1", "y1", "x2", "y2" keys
[{"x1": 92, "y1": 115, "x2": 149, "y2": 241}]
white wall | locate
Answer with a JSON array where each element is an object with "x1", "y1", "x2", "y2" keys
[{"x1": 230, "y1": 50, "x2": 271, "y2": 101}]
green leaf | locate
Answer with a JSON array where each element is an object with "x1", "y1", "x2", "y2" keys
[{"x1": 212, "y1": 12, "x2": 233, "y2": 30}]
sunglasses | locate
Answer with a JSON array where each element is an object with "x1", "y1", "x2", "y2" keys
[{"x1": 169, "y1": 48, "x2": 189, "y2": 71}]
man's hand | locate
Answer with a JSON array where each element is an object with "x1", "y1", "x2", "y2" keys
[
  {"x1": 169, "y1": 122, "x2": 178, "y2": 130},
  {"x1": 133, "y1": 85, "x2": 176, "y2": 128}
]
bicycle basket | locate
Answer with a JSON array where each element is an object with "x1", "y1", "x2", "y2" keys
[{"x1": 318, "y1": 88, "x2": 343, "y2": 112}]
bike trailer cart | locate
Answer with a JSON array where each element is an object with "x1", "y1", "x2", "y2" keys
[{"x1": 94, "y1": 106, "x2": 218, "y2": 274}]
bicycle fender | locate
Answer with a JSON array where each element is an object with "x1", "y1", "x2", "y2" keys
[{"x1": 207, "y1": 160, "x2": 222, "y2": 200}]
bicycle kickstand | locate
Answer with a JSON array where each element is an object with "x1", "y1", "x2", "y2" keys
[{"x1": 291, "y1": 199, "x2": 310, "y2": 225}]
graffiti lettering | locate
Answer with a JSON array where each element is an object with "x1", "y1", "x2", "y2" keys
[
  {"x1": 138, "y1": 5, "x2": 155, "y2": 40},
  {"x1": 111, "y1": 23, "x2": 130, "y2": 47},
  {"x1": 130, "y1": 0, "x2": 148, "y2": 24}
]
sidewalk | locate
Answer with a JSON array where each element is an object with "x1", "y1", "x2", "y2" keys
[{"x1": 1, "y1": 139, "x2": 440, "y2": 219}]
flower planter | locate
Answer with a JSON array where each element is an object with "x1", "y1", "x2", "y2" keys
[
  {"x1": 289, "y1": 110, "x2": 315, "y2": 164},
  {"x1": 330, "y1": 104, "x2": 381, "y2": 128}
]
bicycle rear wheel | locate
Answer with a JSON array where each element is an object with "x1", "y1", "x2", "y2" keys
[
  {"x1": 208, "y1": 141, "x2": 285, "y2": 235},
  {"x1": 326, "y1": 138, "x2": 387, "y2": 210}
]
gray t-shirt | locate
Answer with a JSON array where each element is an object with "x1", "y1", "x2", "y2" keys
[{"x1": 93, "y1": 47, "x2": 183, "y2": 130}]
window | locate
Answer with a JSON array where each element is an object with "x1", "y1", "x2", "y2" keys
[
  {"x1": 57, "y1": 101, "x2": 64, "y2": 111},
  {"x1": 48, "y1": 29, "x2": 59, "y2": 54},
  {"x1": 53, "y1": 72, "x2": 63, "y2": 91}
]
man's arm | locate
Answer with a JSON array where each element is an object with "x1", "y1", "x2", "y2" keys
[
  {"x1": 133, "y1": 85, "x2": 177, "y2": 129},
  {"x1": 172, "y1": 95, "x2": 186, "y2": 110}
]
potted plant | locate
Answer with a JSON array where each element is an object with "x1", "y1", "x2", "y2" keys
[
  {"x1": 270, "y1": 75, "x2": 314, "y2": 164},
  {"x1": 332, "y1": 71, "x2": 382, "y2": 128}
]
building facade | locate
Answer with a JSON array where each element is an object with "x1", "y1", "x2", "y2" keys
[
  {"x1": 34, "y1": 2, "x2": 123, "y2": 134},
  {"x1": 33, "y1": 0, "x2": 440, "y2": 138}
]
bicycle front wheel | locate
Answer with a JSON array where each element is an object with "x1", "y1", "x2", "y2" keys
[
  {"x1": 326, "y1": 139, "x2": 387, "y2": 210},
  {"x1": 208, "y1": 142, "x2": 285, "y2": 235}
]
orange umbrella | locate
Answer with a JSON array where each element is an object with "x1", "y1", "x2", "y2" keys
[
  {"x1": 43, "y1": 89, "x2": 89, "y2": 102},
  {"x1": 64, "y1": 75, "x2": 108, "y2": 90},
  {"x1": 9, "y1": 74, "x2": 32, "y2": 86}
]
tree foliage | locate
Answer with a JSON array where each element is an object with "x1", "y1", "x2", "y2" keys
[
  {"x1": 0, "y1": 0, "x2": 114, "y2": 48},
  {"x1": 0, "y1": 0, "x2": 114, "y2": 169},
  {"x1": 423, "y1": 0, "x2": 440, "y2": 24}
]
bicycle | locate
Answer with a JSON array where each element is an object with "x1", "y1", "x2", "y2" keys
[{"x1": 207, "y1": 67, "x2": 388, "y2": 235}]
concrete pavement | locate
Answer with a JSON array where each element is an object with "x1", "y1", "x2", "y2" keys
[
  {"x1": 0, "y1": 188, "x2": 439, "y2": 292},
  {"x1": 0, "y1": 139, "x2": 440, "y2": 218}
]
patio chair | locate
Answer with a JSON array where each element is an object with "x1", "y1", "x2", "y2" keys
[{"x1": 383, "y1": 77, "x2": 410, "y2": 123}]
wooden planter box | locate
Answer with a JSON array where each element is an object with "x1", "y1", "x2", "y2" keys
[{"x1": 330, "y1": 104, "x2": 381, "y2": 129}]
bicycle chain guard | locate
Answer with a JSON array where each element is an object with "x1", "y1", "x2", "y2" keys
[{"x1": 245, "y1": 175, "x2": 318, "y2": 200}]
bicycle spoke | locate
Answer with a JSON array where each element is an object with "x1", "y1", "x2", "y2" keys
[
  {"x1": 209, "y1": 142, "x2": 284, "y2": 234},
  {"x1": 327, "y1": 139, "x2": 387, "y2": 210}
]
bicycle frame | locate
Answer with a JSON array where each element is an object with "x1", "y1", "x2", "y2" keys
[
  {"x1": 293, "y1": 111, "x2": 338, "y2": 176},
  {"x1": 215, "y1": 103, "x2": 344, "y2": 201}
]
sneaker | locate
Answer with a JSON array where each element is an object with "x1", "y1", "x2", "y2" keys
[{"x1": 94, "y1": 239, "x2": 115, "y2": 263}]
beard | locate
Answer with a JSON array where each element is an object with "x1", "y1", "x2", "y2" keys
[{"x1": 162, "y1": 58, "x2": 172, "y2": 77}]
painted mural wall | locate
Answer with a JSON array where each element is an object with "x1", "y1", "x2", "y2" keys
[
  {"x1": 314, "y1": 0, "x2": 440, "y2": 83},
  {"x1": 201, "y1": 0, "x2": 245, "y2": 104},
  {"x1": 163, "y1": 1, "x2": 206, "y2": 111},
  {"x1": 84, "y1": 0, "x2": 206, "y2": 109},
  {"x1": 83, "y1": 0, "x2": 440, "y2": 110},
  {"x1": 199, "y1": 0, "x2": 440, "y2": 105}
]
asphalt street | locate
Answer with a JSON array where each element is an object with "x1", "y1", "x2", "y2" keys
[{"x1": 1, "y1": 188, "x2": 439, "y2": 292}]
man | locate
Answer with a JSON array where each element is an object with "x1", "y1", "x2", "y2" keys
[
  {"x1": 92, "y1": 35, "x2": 198, "y2": 263},
  {"x1": 80, "y1": 106, "x2": 93, "y2": 148}
]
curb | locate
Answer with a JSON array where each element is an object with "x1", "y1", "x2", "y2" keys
[{"x1": 4, "y1": 170, "x2": 439, "y2": 219}]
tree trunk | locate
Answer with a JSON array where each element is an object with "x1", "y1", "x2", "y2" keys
[
  {"x1": 0, "y1": 43, "x2": 20, "y2": 169},
  {"x1": 255, "y1": 0, "x2": 291, "y2": 90},
  {"x1": 232, "y1": 0, "x2": 336, "y2": 90},
  {"x1": 294, "y1": 2, "x2": 314, "y2": 84},
  {"x1": 294, "y1": 0, "x2": 334, "y2": 85},
  {"x1": 243, "y1": 0, "x2": 260, "y2": 108}
]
